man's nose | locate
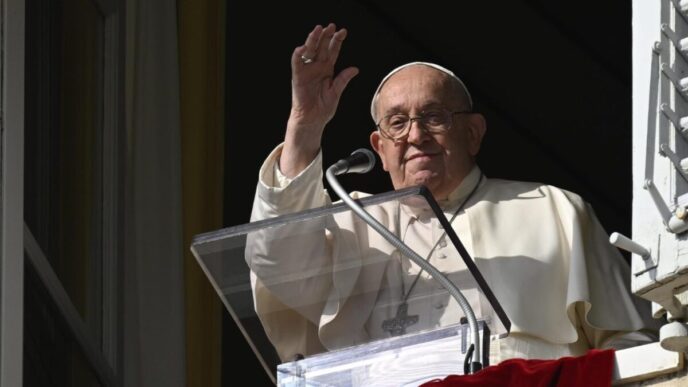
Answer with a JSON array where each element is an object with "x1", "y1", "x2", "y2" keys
[{"x1": 406, "y1": 119, "x2": 430, "y2": 145}]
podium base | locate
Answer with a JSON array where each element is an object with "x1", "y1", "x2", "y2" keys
[{"x1": 277, "y1": 321, "x2": 491, "y2": 386}]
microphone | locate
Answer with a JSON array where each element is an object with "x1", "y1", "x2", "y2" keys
[
  {"x1": 330, "y1": 148, "x2": 376, "y2": 176},
  {"x1": 324, "y1": 147, "x2": 483, "y2": 372}
]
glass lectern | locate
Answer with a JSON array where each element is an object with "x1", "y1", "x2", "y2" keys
[{"x1": 191, "y1": 186, "x2": 510, "y2": 385}]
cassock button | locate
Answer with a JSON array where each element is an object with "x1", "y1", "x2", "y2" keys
[
  {"x1": 438, "y1": 238, "x2": 447, "y2": 248},
  {"x1": 436, "y1": 251, "x2": 447, "y2": 259},
  {"x1": 433, "y1": 302, "x2": 446, "y2": 310}
]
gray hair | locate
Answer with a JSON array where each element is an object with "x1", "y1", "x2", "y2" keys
[{"x1": 370, "y1": 62, "x2": 473, "y2": 122}]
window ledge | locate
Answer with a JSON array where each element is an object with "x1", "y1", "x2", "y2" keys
[{"x1": 613, "y1": 342, "x2": 685, "y2": 385}]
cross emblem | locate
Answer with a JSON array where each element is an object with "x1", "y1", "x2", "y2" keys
[{"x1": 381, "y1": 302, "x2": 419, "y2": 336}]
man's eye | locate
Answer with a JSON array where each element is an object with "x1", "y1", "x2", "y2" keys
[
  {"x1": 423, "y1": 112, "x2": 445, "y2": 125},
  {"x1": 387, "y1": 116, "x2": 408, "y2": 130}
]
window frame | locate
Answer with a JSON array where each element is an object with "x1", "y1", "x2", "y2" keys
[
  {"x1": 13, "y1": 0, "x2": 124, "y2": 385},
  {"x1": 0, "y1": 0, "x2": 26, "y2": 385}
]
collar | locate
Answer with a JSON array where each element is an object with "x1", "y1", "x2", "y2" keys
[
  {"x1": 437, "y1": 166, "x2": 483, "y2": 211},
  {"x1": 400, "y1": 165, "x2": 484, "y2": 219}
]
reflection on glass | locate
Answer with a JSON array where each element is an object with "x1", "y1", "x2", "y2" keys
[
  {"x1": 24, "y1": 261, "x2": 104, "y2": 387},
  {"x1": 24, "y1": 0, "x2": 105, "y2": 343},
  {"x1": 192, "y1": 188, "x2": 509, "y2": 382}
]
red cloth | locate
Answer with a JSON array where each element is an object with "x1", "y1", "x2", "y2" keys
[{"x1": 421, "y1": 349, "x2": 615, "y2": 387}]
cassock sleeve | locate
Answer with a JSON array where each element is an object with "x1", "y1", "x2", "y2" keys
[
  {"x1": 245, "y1": 144, "x2": 332, "y2": 360},
  {"x1": 245, "y1": 144, "x2": 394, "y2": 358}
]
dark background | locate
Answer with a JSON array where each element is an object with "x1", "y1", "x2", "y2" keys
[{"x1": 223, "y1": 1, "x2": 631, "y2": 384}]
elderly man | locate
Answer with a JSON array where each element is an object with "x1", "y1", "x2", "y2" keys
[{"x1": 246, "y1": 23, "x2": 657, "y2": 364}]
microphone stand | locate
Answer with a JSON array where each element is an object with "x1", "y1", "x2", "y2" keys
[{"x1": 325, "y1": 157, "x2": 483, "y2": 374}]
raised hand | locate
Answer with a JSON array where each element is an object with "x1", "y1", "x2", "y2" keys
[{"x1": 281, "y1": 23, "x2": 359, "y2": 178}]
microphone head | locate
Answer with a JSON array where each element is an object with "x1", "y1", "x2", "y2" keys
[{"x1": 348, "y1": 148, "x2": 376, "y2": 174}]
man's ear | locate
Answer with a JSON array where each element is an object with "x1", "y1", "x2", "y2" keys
[
  {"x1": 370, "y1": 131, "x2": 389, "y2": 171},
  {"x1": 466, "y1": 113, "x2": 487, "y2": 156}
]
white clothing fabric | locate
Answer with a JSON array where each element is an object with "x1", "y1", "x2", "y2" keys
[{"x1": 246, "y1": 144, "x2": 657, "y2": 363}]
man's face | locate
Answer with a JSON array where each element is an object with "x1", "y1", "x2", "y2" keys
[{"x1": 370, "y1": 66, "x2": 486, "y2": 200}]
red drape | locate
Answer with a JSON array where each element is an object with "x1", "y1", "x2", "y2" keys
[{"x1": 421, "y1": 349, "x2": 615, "y2": 387}]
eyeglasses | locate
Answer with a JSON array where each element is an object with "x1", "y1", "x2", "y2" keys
[{"x1": 376, "y1": 109, "x2": 471, "y2": 142}]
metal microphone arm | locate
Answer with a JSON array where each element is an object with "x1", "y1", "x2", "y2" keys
[{"x1": 325, "y1": 157, "x2": 483, "y2": 374}]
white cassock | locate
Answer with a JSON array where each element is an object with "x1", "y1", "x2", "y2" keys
[{"x1": 246, "y1": 144, "x2": 658, "y2": 364}]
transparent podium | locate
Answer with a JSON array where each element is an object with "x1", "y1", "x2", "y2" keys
[{"x1": 191, "y1": 187, "x2": 511, "y2": 385}]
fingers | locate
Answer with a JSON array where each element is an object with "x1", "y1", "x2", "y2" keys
[
  {"x1": 292, "y1": 45, "x2": 311, "y2": 70},
  {"x1": 296, "y1": 23, "x2": 347, "y2": 66},
  {"x1": 315, "y1": 23, "x2": 337, "y2": 61},
  {"x1": 327, "y1": 28, "x2": 348, "y2": 66},
  {"x1": 292, "y1": 23, "x2": 356, "y2": 96},
  {"x1": 332, "y1": 66, "x2": 359, "y2": 96},
  {"x1": 300, "y1": 25, "x2": 323, "y2": 63}
]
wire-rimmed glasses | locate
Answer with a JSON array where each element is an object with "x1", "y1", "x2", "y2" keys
[{"x1": 376, "y1": 109, "x2": 471, "y2": 142}]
